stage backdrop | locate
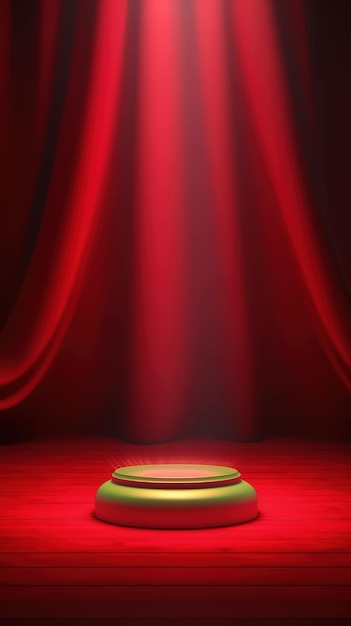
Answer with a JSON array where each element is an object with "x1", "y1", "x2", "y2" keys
[{"x1": 1, "y1": 0, "x2": 350, "y2": 443}]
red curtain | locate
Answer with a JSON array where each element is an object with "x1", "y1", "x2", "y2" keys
[{"x1": 1, "y1": 0, "x2": 350, "y2": 443}]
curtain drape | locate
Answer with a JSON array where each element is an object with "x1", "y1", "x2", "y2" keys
[{"x1": 1, "y1": 0, "x2": 350, "y2": 443}]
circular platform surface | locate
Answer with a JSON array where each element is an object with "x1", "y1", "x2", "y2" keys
[
  {"x1": 112, "y1": 463, "x2": 241, "y2": 489},
  {"x1": 95, "y1": 463, "x2": 257, "y2": 528}
]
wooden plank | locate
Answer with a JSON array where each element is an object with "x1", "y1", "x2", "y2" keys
[
  {"x1": 1, "y1": 566, "x2": 351, "y2": 586},
  {"x1": 2, "y1": 492, "x2": 351, "y2": 521},
  {"x1": 0, "y1": 620, "x2": 347, "y2": 626},
  {"x1": 0, "y1": 492, "x2": 351, "y2": 521},
  {"x1": 0, "y1": 615, "x2": 348, "y2": 626},
  {"x1": 1, "y1": 494, "x2": 350, "y2": 516},
  {"x1": 2, "y1": 551, "x2": 351, "y2": 568},
  {"x1": 1, "y1": 534, "x2": 351, "y2": 553},
  {"x1": 1, "y1": 459, "x2": 350, "y2": 471},
  {"x1": 1, "y1": 517, "x2": 350, "y2": 534},
  {"x1": 0, "y1": 620, "x2": 348, "y2": 626},
  {"x1": 1, "y1": 518, "x2": 351, "y2": 554},
  {"x1": 0, "y1": 585, "x2": 350, "y2": 619},
  {"x1": 0, "y1": 616, "x2": 347, "y2": 626}
]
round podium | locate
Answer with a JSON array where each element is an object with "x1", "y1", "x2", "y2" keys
[{"x1": 95, "y1": 464, "x2": 257, "y2": 528}]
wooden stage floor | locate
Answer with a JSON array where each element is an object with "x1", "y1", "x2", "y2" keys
[{"x1": 1, "y1": 437, "x2": 351, "y2": 625}]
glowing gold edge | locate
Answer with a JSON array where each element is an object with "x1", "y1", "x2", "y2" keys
[{"x1": 112, "y1": 464, "x2": 240, "y2": 484}]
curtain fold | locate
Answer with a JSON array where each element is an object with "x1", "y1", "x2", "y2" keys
[
  {"x1": 0, "y1": 0, "x2": 350, "y2": 442},
  {"x1": 0, "y1": 0, "x2": 127, "y2": 408},
  {"x1": 231, "y1": 0, "x2": 351, "y2": 389}
]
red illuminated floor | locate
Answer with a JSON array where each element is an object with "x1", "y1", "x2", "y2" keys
[{"x1": 1, "y1": 437, "x2": 351, "y2": 625}]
